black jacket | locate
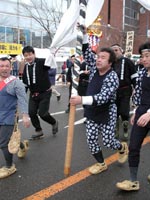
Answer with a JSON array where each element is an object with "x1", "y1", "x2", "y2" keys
[{"x1": 23, "y1": 58, "x2": 51, "y2": 93}]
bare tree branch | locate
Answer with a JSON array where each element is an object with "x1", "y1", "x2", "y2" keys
[{"x1": 19, "y1": 0, "x2": 63, "y2": 44}]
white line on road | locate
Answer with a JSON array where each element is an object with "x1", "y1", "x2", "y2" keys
[
  {"x1": 51, "y1": 107, "x2": 83, "y2": 116},
  {"x1": 64, "y1": 117, "x2": 86, "y2": 128},
  {"x1": 18, "y1": 107, "x2": 83, "y2": 122},
  {"x1": 18, "y1": 109, "x2": 134, "y2": 128}
]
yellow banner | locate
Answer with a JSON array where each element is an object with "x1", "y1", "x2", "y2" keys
[{"x1": 0, "y1": 43, "x2": 22, "y2": 55}]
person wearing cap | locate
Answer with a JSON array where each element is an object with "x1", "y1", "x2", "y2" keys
[
  {"x1": 111, "y1": 44, "x2": 137, "y2": 140},
  {"x1": 116, "y1": 42, "x2": 150, "y2": 191}
]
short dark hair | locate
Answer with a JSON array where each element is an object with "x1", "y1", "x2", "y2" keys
[
  {"x1": 71, "y1": 55, "x2": 75, "y2": 58},
  {"x1": 139, "y1": 42, "x2": 150, "y2": 54},
  {"x1": 22, "y1": 46, "x2": 35, "y2": 55},
  {"x1": 10, "y1": 54, "x2": 17, "y2": 58},
  {"x1": 99, "y1": 47, "x2": 116, "y2": 63},
  {"x1": 0, "y1": 57, "x2": 11, "y2": 64}
]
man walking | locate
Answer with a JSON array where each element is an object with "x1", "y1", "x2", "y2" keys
[
  {"x1": 22, "y1": 46, "x2": 58, "y2": 140},
  {"x1": 111, "y1": 44, "x2": 137, "y2": 139},
  {"x1": 0, "y1": 57, "x2": 30, "y2": 178},
  {"x1": 116, "y1": 42, "x2": 150, "y2": 191},
  {"x1": 70, "y1": 28, "x2": 128, "y2": 175}
]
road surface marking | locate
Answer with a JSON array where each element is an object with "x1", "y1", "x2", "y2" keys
[
  {"x1": 64, "y1": 117, "x2": 86, "y2": 128},
  {"x1": 18, "y1": 108, "x2": 83, "y2": 122},
  {"x1": 23, "y1": 136, "x2": 150, "y2": 200}
]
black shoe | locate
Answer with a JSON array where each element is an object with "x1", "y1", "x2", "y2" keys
[
  {"x1": 52, "y1": 121, "x2": 58, "y2": 135},
  {"x1": 122, "y1": 121, "x2": 129, "y2": 139},
  {"x1": 57, "y1": 95, "x2": 61, "y2": 101},
  {"x1": 115, "y1": 130, "x2": 119, "y2": 139},
  {"x1": 83, "y1": 119, "x2": 87, "y2": 124},
  {"x1": 65, "y1": 108, "x2": 70, "y2": 113},
  {"x1": 30, "y1": 131, "x2": 44, "y2": 140}
]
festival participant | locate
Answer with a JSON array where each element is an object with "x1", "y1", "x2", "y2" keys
[
  {"x1": 0, "y1": 57, "x2": 30, "y2": 178},
  {"x1": 78, "y1": 59, "x2": 89, "y2": 96},
  {"x1": 135, "y1": 56, "x2": 144, "y2": 72},
  {"x1": 116, "y1": 42, "x2": 150, "y2": 191},
  {"x1": 10, "y1": 55, "x2": 19, "y2": 77},
  {"x1": 48, "y1": 68, "x2": 61, "y2": 101},
  {"x1": 70, "y1": 27, "x2": 128, "y2": 175},
  {"x1": 111, "y1": 44, "x2": 137, "y2": 140},
  {"x1": 22, "y1": 46, "x2": 58, "y2": 140},
  {"x1": 56, "y1": 61, "x2": 67, "y2": 84},
  {"x1": 78, "y1": 59, "x2": 90, "y2": 123},
  {"x1": 65, "y1": 55, "x2": 76, "y2": 113}
]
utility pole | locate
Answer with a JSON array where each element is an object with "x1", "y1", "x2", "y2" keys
[{"x1": 17, "y1": 0, "x2": 20, "y2": 44}]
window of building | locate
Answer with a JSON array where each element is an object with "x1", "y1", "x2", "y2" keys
[
  {"x1": 124, "y1": 0, "x2": 139, "y2": 28},
  {"x1": 0, "y1": 27, "x2": 6, "y2": 42}
]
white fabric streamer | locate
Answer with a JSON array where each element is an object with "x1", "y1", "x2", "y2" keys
[
  {"x1": 50, "y1": 0, "x2": 104, "y2": 49},
  {"x1": 137, "y1": 0, "x2": 150, "y2": 11}
]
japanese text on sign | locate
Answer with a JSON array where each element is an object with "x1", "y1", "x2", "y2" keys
[{"x1": 0, "y1": 43, "x2": 22, "y2": 55}]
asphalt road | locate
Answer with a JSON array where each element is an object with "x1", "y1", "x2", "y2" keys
[{"x1": 0, "y1": 84, "x2": 150, "y2": 200}]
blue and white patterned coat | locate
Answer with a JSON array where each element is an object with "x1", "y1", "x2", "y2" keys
[
  {"x1": 132, "y1": 68, "x2": 148, "y2": 106},
  {"x1": 82, "y1": 45, "x2": 121, "y2": 154}
]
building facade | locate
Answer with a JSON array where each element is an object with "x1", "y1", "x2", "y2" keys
[
  {"x1": 99, "y1": 0, "x2": 150, "y2": 54},
  {"x1": 0, "y1": 0, "x2": 70, "y2": 48},
  {"x1": 0, "y1": 0, "x2": 149, "y2": 54}
]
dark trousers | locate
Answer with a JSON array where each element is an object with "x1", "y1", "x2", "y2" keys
[
  {"x1": 0, "y1": 125, "x2": 14, "y2": 167},
  {"x1": 67, "y1": 82, "x2": 72, "y2": 109},
  {"x1": 129, "y1": 117, "x2": 150, "y2": 168},
  {"x1": 29, "y1": 91, "x2": 56, "y2": 132},
  {"x1": 116, "y1": 95, "x2": 131, "y2": 121}
]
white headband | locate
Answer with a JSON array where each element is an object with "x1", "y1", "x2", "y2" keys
[
  {"x1": 111, "y1": 45, "x2": 123, "y2": 53},
  {"x1": 141, "y1": 49, "x2": 150, "y2": 52}
]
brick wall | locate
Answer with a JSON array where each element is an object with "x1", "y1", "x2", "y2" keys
[{"x1": 97, "y1": 0, "x2": 150, "y2": 54}]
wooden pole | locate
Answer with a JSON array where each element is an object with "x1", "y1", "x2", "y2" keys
[
  {"x1": 64, "y1": 105, "x2": 76, "y2": 176},
  {"x1": 64, "y1": 0, "x2": 88, "y2": 177}
]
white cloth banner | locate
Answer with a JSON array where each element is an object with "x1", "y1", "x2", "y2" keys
[
  {"x1": 44, "y1": 51, "x2": 58, "y2": 68},
  {"x1": 50, "y1": 0, "x2": 104, "y2": 49},
  {"x1": 137, "y1": 0, "x2": 150, "y2": 10}
]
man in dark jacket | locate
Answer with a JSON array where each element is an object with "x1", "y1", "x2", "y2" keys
[
  {"x1": 65, "y1": 55, "x2": 75, "y2": 113},
  {"x1": 116, "y1": 42, "x2": 150, "y2": 191},
  {"x1": 22, "y1": 46, "x2": 58, "y2": 139},
  {"x1": 70, "y1": 28, "x2": 128, "y2": 175},
  {"x1": 111, "y1": 44, "x2": 137, "y2": 140}
]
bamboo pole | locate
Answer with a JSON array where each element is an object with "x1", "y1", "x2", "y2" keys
[
  {"x1": 64, "y1": 105, "x2": 76, "y2": 176},
  {"x1": 64, "y1": 0, "x2": 88, "y2": 177}
]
